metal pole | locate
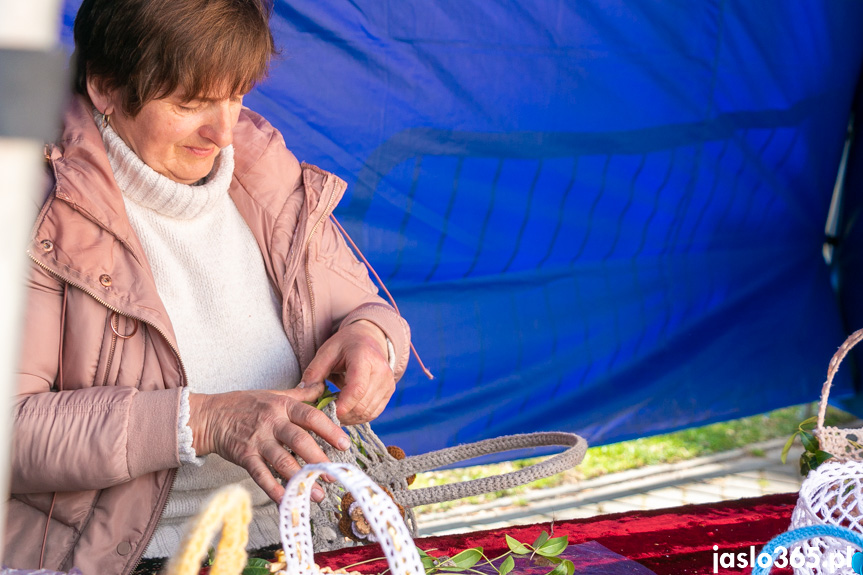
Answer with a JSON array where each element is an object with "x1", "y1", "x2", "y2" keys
[
  {"x1": 0, "y1": 0, "x2": 63, "y2": 561},
  {"x1": 823, "y1": 113, "x2": 855, "y2": 266}
]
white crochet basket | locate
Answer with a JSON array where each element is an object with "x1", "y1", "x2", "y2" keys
[
  {"x1": 788, "y1": 460, "x2": 863, "y2": 575},
  {"x1": 788, "y1": 328, "x2": 863, "y2": 575}
]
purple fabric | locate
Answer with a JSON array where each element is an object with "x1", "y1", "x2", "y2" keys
[{"x1": 472, "y1": 541, "x2": 657, "y2": 575}]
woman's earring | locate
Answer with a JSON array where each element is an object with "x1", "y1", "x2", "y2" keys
[{"x1": 98, "y1": 112, "x2": 110, "y2": 128}]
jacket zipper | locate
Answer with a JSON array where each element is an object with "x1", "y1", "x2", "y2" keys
[
  {"x1": 302, "y1": 180, "x2": 340, "y2": 351},
  {"x1": 27, "y1": 253, "x2": 186, "y2": 573},
  {"x1": 127, "y1": 467, "x2": 177, "y2": 575},
  {"x1": 39, "y1": 155, "x2": 183, "y2": 572},
  {"x1": 103, "y1": 315, "x2": 119, "y2": 387}
]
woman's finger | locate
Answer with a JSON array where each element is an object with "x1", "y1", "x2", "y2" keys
[
  {"x1": 339, "y1": 355, "x2": 394, "y2": 425},
  {"x1": 300, "y1": 338, "x2": 343, "y2": 388},
  {"x1": 285, "y1": 400, "x2": 351, "y2": 451},
  {"x1": 363, "y1": 372, "x2": 395, "y2": 422},
  {"x1": 283, "y1": 402, "x2": 351, "y2": 451},
  {"x1": 327, "y1": 372, "x2": 346, "y2": 389},
  {"x1": 242, "y1": 451, "x2": 286, "y2": 503},
  {"x1": 274, "y1": 421, "x2": 331, "y2": 463},
  {"x1": 334, "y1": 357, "x2": 371, "y2": 424},
  {"x1": 260, "y1": 439, "x2": 303, "y2": 480},
  {"x1": 271, "y1": 380, "x2": 325, "y2": 400}
]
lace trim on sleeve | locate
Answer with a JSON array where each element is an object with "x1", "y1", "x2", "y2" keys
[
  {"x1": 178, "y1": 388, "x2": 205, "y2": 466},
  {"x1": 386, "y1": 337, "x2": 396, "y2": 372}
]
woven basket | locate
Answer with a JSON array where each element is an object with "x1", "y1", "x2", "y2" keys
[
  {"x1": 816, "y1": 328, "x2": 863, "y2": 460},
  {"x1": 305, "y1": 403, "x2": 587, "y2": 551},
  {"x1": 788, "y1": 328, "x2": 863, "y2": 575},
  {"x1": 789, "y1": 460, "x2": 863, "y2": 575}
]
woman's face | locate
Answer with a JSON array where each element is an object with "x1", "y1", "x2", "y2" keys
[{"x1": 91, "y1": 84, "x2": 244, "y2": 184}]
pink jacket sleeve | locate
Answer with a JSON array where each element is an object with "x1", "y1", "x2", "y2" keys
[
  {"x1": 11, "y1": 264, "x2": 181, "y2": 494},
  {"x1": 311, "y1": 211, "x2": 412, "y2": 379}
]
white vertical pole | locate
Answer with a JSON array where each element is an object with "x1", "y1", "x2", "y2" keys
[{"x1": 0, "y1": 0, "x2": 63, "y2": 562}]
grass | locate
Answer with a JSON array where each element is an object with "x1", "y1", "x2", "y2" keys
[{"x1": 411, "y1": 403, "x2": 857, "y2": 515}]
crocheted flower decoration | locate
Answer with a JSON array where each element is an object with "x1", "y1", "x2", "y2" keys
[
  {"x1": 337, "y1": 489, "x2": 406, "y2": 544},
  {"x1": 386, "y1": 445, "x2": 416, "y2": 485}
]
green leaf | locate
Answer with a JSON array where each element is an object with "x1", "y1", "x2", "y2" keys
[
  {"x1": 800, "y1": 452, "x2": 814, "y2": 476},
  {"x1": 445, "y1": 548, "x2": 483, "y2": 569},
  {"x1": 561, "y1": 559, "x2": 575, "y2": 575},
  {"x1": 800, "y1": 431, "x2": 819, "y2": 453},
  {"x1": 781, "y1": 431, "x2": 799, "y2": 464},
  {"x1": 207, "y1": 547, "x2": 216, "y2": 566},
  {"x1": 316, "y1": 395, "x2": 337, "y2": 410},
  {"x1": 814, "y1": 450, "x2": 834, "y2": 465},
  {"x1": 545, "y1": 559, "x2": 570, "y2": 575},
  {"x1": 799, "y1": 415, "x2": 819, "y2": 431},
  {"x1": 535, "y1": 536, "x2": 568, "y2": 558},
  {"x1": 499, "y1": 555, "x2": 515, "y2": 575},
  {"x1": 242, "y1": 559, "x2": 272, "y2": 575},
  {"x1": 844, "y1": 482, "x2": 856, "y2": 497},
  {"x1": 532, "y1": 531, "x2": 550, "y2": 549},
  {"x1": 417, "y1": 549, "x2": 436, "y2": 571},
  {"x1": 506, "y1": 535, "x2": 531, "y2": 555}
]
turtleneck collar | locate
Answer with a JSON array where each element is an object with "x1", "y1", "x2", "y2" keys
[{"x1": 96, "y1": 111, "x2": 235, "y2": 220}]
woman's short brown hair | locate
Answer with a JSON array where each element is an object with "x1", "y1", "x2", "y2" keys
[{"x1": 73, "y1": 0, "x2": 276, "y2": 116}]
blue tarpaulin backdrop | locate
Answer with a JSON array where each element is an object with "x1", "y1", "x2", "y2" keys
[{"x1": 61, "y1": 1, "x2": 863, "y2": 456}]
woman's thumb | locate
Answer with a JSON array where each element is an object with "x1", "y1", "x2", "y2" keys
[{"x1": 285, "y1": 380, "x2": 325, "y2": 400}]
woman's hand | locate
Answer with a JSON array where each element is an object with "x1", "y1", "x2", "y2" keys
[
  {"x1": 188, "y1": 384, "x2": 351, "y2": 503},
  {"x1": 301, "y1": 320, "x2": 395, "y2": 426}
]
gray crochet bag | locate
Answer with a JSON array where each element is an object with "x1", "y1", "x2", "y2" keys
[{"x1": 302, "y1": 403, "x2": 588, "y2": 551}]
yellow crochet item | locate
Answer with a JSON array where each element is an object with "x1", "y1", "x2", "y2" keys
[{"x1": 164, "y1": 484, "x2": 252, "y2": 575}]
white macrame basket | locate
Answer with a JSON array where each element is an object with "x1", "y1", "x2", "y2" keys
[{"x1": 788, "y1": 328, "x2": 863, "y2": 575}]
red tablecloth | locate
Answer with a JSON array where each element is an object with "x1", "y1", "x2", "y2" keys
[{"x1": 316, "y1": 492, "x2": 799, "y2": 575}]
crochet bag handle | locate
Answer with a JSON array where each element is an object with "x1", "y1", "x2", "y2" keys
[
  {"x1": 164, "y1": 485, "x2": 252, "y2": 575},
  {"x1": 364, "y1": 431, "x2": 587, "y2": 508},
  {"x1": 280, "y1": 462, "x2": 424, "y2": 575},
  {"x1": 817, "y1": 327, "x2": 863, "y2": 432}
]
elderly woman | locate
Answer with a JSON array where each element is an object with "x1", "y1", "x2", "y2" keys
[{"x1": 6, "y1": 0, "x2": 412, "y2": 573}]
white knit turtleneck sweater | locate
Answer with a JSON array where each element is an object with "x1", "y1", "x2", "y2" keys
[{"x1": 98, "y1": 117, "x2": 301, "y2": 559}]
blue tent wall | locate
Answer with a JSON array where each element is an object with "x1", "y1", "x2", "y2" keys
[
  {"x1": 60, "y1": 1, "x2": 863, "y2": 455},
  {"x1": 836, "y1": 83, "x2": 863, "y2": 411}
]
